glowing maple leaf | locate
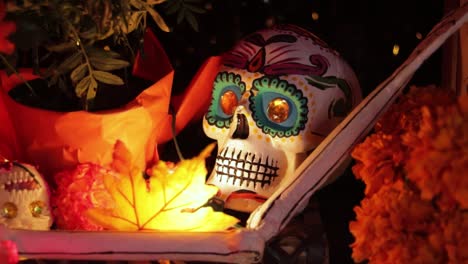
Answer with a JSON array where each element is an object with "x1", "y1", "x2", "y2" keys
[{"x1": 86, "y1": 141, "x2": 239, "y2": 231}]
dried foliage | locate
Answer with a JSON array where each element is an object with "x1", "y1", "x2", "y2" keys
[{"x1": 4, "y1": 0, "x2": 205, "y2": 110}]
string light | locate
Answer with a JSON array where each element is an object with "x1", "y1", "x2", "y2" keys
[
  {"x1": 311, "y1": 12, "x2": 319, "y2": 21},
  {"x1": 265, "y1": 16, "x2": 275, "y2": 27},
  {"x1": 415, "y1": 32, "x2": 423, "y2": 40},
  {"x1": 392, "y1": 44, "x2": 400, "y2": 56}
]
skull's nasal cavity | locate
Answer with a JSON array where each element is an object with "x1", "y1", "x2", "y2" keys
[{"x1": 232, "y1": 114, "x2": 249, "y2": 139}]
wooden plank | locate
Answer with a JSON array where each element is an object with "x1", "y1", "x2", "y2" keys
[
  {"x1": 2, "y1": 227, "x2": 263, "y2": 262},
  {"x1": 442, "y1": 0, "x2": 468, "y2": 95},
  {"x1": 460, "y1": 0, "x2": 468, "y2": 94}
]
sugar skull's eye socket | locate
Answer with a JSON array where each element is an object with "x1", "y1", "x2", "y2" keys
[
  {"x1": 220, "y1": 90, "x2": 239, "y2": 116},
  {"x1": 249, "y1": 76, "x2": 308, "y2": 138},
  {"x1": 205, "y1": 71, "x2": 246, "y2": 128},
  {"x1": 30, "y1": 201, "x2": 45, "y2": 217},
  {"x1": 1, "y1": 202, "x2": 18, "y2": 219},
  {"x1": 267, "y1": 98, "x2": 290, "y2": 123}
]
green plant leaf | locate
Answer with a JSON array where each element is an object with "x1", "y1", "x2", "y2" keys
[
  {"x1": 48, "y1": 75, "x2": 58, "y2": 87},
  {"x1": 185, "y1": 3, "x2": 206, "y2": 14},
  {"x1": 70, "y1": 63, "x2": 88, "y2": 83},
  {"x1": 185, "y1": 11, "x2": 199, "y2": 32},
  {"x1": 87, "y1": 47, "x2": 121, "y2": 59},
  {"x1": 176, "y1": 7, "x2": 185, "y2": 24},
  {"x1": 79, "y1": 27, "x2": 98, "y2": 40},
  {"x1": 165, "y1": 0, "x2": 181, "y2": 15},
  {"x1": 57, "y1": 52, "x2": 83, "y2": 74},
  {"x1": 57, "y1": 76, "x2": 76, "y2": 99},
  {"x1": 46, "y1": 41, "x2": 76, "y2": 52},
  {"x1": 90, "y1": 57, "x2": 130, "y2": 71},
  {"x1": 130, "y1": 0, "x2": 144, "y2": 9},
  {"x1": 75, "y1": 75, "x2": 99, "y2": 101},
  {"x1": 148, "y1": 0, "x2": 167, "y2": 5},
  {"x1": 96, "y1": 27, "x2": 116, "y2": 41},
  {"x1": 145, "y1": 5, "x2": 170, "y2": 32},
  {"x1": 93, "y1": 71, "x2": 125, "y2": 85},
  {"x1": 86, "y1": 77, "x2": 98, "y2": 102},
  {"x1": 120, "y1": 11, "x2": 145, "y2": 34},
  {"x1": 76, "y1": 75, "x2": 91, "y2": 97}
]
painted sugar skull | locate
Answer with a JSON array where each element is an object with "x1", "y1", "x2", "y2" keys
[
  {"x1": 203, "y1": 24, "x2": 361, "y2": 212},
  {"x1": 0, "y1": 160, "x2": 52, "y2": 230}
]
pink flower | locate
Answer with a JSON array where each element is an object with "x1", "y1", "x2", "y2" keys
[
  {"x1": 0, "y1": 240, "x2": 19, "y2": 264},
  {"x1": 52, "y1": 163, "x2": 113, "y2": 230}
]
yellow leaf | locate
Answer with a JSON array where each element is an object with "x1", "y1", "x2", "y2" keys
[
  {"x1": 111, "y1": 140, "x2": 133, "y2": 174},
  {"x1": 86, "y1": 142, "x2": 239, "y2": 231},
  {"x1": 145, "y1": 6, "x2": 170, "y2": 32}
]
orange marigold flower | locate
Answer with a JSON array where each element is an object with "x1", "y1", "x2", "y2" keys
[
  {"x1": 442, "y1": 211, "x2": 468, "y2": 264},
  {"x1": 350, "y1": 86, "x2": 465, "y2": 264},
  {"x1": 406, "y1": 94, "x2": 468, "y2": 210},
  {"x1": 350, "y1": 181, "x2": 442, "y2": 264},
  {"x1": 351, "y1": 132, "x2": 404, "y2": 196},
  {"x1": 375, "y1": 85, "x2": 453, "y2": 135}
]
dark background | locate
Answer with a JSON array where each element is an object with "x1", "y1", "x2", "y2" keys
[
  {"x1": 156, "y1": 0, "x2": 445, "y2": 97},
  {"x1": 154, "y1": 0, "x2": 446, "y2": 263}
]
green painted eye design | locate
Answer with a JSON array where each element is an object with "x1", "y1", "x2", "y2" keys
[
  {"x1": 249, "y1": 76, "x2": 308, "y2": 137},
  {"x1": 205, "y1": 72, "x2": 246, "y2": 128}
]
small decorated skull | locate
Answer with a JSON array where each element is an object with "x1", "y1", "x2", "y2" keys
[
  {"x1": 203, "y1": 24, "x2": 361, "y2": 212},
  {"x1": 0, "y1": 160, "x2": 52, "y2": 230}
]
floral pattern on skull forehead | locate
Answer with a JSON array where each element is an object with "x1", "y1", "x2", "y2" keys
[
  {"x1": 218, "y1": 24, "x2": 356, "y2": 121},
  {"x1": 221, "y1": 25, "x2": 330, "y2": 77}
]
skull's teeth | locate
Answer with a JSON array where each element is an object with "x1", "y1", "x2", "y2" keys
[
  {"x1": 4, "y1": 180, "x2": 39, "y2": 192},
  {"x1": 2, "y1": 172, "x2": 40, "y2": 192},
  {"x1": 215, "y1": 147, "x2": 279, "y2": 189}
]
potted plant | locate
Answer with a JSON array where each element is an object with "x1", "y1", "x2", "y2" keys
[
  {"x1": 0, "y1": 0, "x2": 218, "y2": 182},
  {"x1": 3, "y1": 0, "x2": 208, "y2": 110}
]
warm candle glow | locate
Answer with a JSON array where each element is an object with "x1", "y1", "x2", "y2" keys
[
  {"x1": 86, "y1": 141, "x2": 239, "y2": 231},
  {"x1": 415, "y1": 32, "x2": 423, "y2": 40},
  {"x1": 392, "y1": 44, "x2": 400, "y2": 56},
  {"x1": 311, "y1": 12, "x2": 319, "y2": 21}
]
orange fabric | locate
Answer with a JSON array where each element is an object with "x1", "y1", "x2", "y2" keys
[
  {"x1": 0, "y1": 29, "x2": 220, "y2": 184},
  {"x1": 159, "y1": 56, "x2": 222, "y2": 143},
  {"x1": 0, "y1": 69, "x2": 172, "y2": 183}
]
